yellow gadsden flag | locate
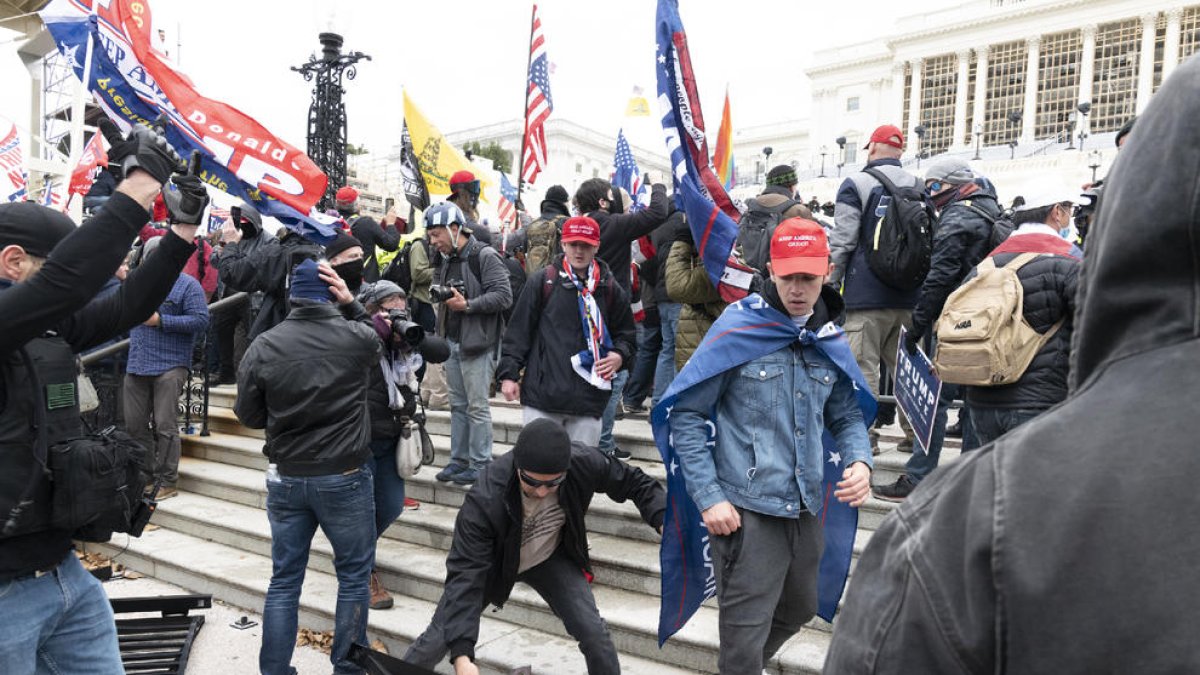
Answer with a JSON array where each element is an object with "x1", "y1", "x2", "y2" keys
[
  {"x1": 403, "y1": 90, "x2": 491, "y2": 197},
  {"x1": 625, "y1": 85, "x2": 651, "y2": 117}
]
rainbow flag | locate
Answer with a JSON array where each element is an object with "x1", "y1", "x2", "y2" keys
[{"x1": 712, "y1": 89, "x2": 735, "y2": 190}]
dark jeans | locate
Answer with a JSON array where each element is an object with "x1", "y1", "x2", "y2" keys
[
  {"x1": 709, "y1": 508, "x2": 822, "y2": 675},
  {"x1": 624, "y1": 310, "x2": 662, "y2": 408},
  {"x1": 260, "y1": 465, "x2": 376, "y2": 675},
  {"x1": 971, "y1": 406, "x2": 1044, "y2": 447},
  {"x1": 367, "y1": 438, "x2": 406, "y2": 538},
  {"x1": 904, "y1": 383, "x2": 978, "y2": 483},
  {"x1": 214, "y1": 295, "x2": 249, "y2": 379},
  {"x1": 404, "y1": 548, "x2": 620, "y2": 674}
]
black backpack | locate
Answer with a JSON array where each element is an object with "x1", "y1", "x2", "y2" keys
[
  {"x1": 735, "y1": 197, "x2": 799, "y2": 273},
  {"x1": 381, "y1": 239, "x2": 430, "y2": 294},
  {"x1": 958, "y1": 202, "x2": 1015, "y2": 251},
  {"x1": 862, "y1": 167, "x2": 935, "y2": 290}
]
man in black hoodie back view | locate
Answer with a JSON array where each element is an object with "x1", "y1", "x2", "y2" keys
[{"x1": 825, "y1": 56, "x2": 1200, "y2": 674}]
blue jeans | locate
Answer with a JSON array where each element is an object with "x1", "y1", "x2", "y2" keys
[
  {"x1": 905, "y1": 384, "x2": 976, "y2": 483},
  {"x1": 444, "y1": 340, "x2": 496, "y2": 468},
  {"x1": 971, "y1": 406, "x2": 1043, "y2": 447},
  {"x1": 260, "y1": 466, "x2": 376, "y2": 675},
  {"x1": 0, "y1": 551, "x2": 124, "y2": 674},
  {"x1": 624, "y1": 312, "x2": 661, "y2": 407},
  {"x1": 599, "y1": 370, "x2": 630, "y2": 453},
  {"x1": 368, "y1": 438, "x2": 406, "y2": 538},
  {"x1": 653, "y1": 302, "x2": 682, "y2": 406}
]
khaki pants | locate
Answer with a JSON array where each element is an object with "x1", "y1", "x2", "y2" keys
[{"x1": 844, "y1": 308, "x2": 914, "y2": 440}]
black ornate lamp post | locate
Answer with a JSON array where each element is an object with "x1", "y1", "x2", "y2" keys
[
  {"x1": 292, "y1": 33, "x2": 371, "y2": 209},
  {"x1": 819, "y1": 145, "x2": 828, "y2": 178},
  {"x1": 914, "y1": 124, "x2": 927, "y2": 168},
  {"x1": 1007, "y1": 111, "x2": 1023, "y2": 159},
  {"x1": 835, "y1": 136, "x2": 847, "y2": 177}
]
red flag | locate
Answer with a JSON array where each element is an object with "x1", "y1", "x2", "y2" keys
[{"x1": 68, "y1": 133, "x2": 108, "y2": 196}]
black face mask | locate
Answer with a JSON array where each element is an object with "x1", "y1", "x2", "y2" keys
[{"x1": 333, "y1": 260, "x2": 364, "y2": 294}]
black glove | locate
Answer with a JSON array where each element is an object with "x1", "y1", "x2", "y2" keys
[
  {"x1": 903, "y1": 329, "x2": 922, "y2": 356},
  {"x1": 101, "y1": 117, "x2": 183, "y2": 185},
  {"x1": 162, "y1": 174, "x2": 209, "y2": 226}
]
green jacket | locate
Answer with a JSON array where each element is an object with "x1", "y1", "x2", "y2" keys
[{"x1": 665, "y1": 240, "x2": 726, "y2": 371}]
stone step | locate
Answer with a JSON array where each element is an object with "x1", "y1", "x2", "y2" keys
[
  {"x1": 175, "y1": 455, "x2": 876, "y2": 603},
  {"x1": 81, "y1": 526, "x2": 710, "y2": 675}
]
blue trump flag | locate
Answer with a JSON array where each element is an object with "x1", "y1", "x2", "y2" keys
[
  {"x1": 41, "y1": 7, "x2": 337, "y2": 244},
  {"x1": 655, "y1": 0, "x2": 753, "y2": 303},
  {"x1": 652, "y1": 294, "x2": 876, "y2": 645}
]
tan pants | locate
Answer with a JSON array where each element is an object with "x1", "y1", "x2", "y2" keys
[
  {"x1": 844, "y1": 308, "x2": 914, "y2": 440},
  {"x1": 420, "y1": 362, "x2": 450, "y2": 410}
]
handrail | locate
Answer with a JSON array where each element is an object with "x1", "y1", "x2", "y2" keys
[{"x1": 80, "y1": 292, "x2": 249, "y2": 366}]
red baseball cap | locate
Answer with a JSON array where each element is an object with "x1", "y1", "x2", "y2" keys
[
  {"x1": 770, "y1": 218, "x2": 831, "y2": 276},
  {"x1": 863, "y1": 124, "x2": 905, "y2": 150},
  {"x1": 335, "y1": 186, "x2": 358, "y2": 203},
  {"x1": 449, "y1": 170, "x2": 477, "y2": 187},
  {"x1": 560, "y1": 216, "x2": 601, "y2": 247}
]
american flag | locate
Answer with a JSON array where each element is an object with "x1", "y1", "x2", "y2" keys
[
  {"x1": 521, "y1": 4, "x2": 553, "y2": 186},
  {"x1": 612, "y1": 129, "x2": 646, "y2": 212},
  {"x1": 40, "y1": 179, "x2": 66, "y2": 211},
  {"x1": 0, "y1": 118, "x2": 27, "y2": 202},
  {"x1": 497, "y1": 172, "x2": 518, "y2": 226}
]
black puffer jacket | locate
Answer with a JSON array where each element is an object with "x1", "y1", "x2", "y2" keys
[
  {"x1": 497, "y1": 255, "x2": 636, "y2": 417},
  {"x1": 964, "y1": 240, "x2": 1080, "y2": 410},
  {"x1": 911, "y1": 180, "x2": 1002, "y2": 338},
  {"x1": 824, "y1": 56, "x2": 1200, "y2": 674},
  {"x1": 235, "y1": 302, "x2": 381, "y2": 476},
  {"x1": 438, "y1": 447, "x2": 665, "y2": 664}
]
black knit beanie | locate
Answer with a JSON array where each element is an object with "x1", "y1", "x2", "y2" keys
[{"x1": 512, "y1": 419, "x2": 572, "y2": 474}]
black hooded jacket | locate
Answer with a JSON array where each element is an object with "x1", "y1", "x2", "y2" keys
[
  {"x1": 591, "y1": 183, "x2": 669, "y2": 292},
  {"x1": 497, "y1": 255, "x2": 636, "y2": 417},
  {"x1": 825, "y1": 58, "x2": 1200, "y2": 674},
  {"x1": 437, "y1": 446, "x2": 665, "y2": 664}
]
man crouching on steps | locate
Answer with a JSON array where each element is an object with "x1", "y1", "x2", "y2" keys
[{"x1": 403, "y1": 419, "x2": 665, "y2": 674}]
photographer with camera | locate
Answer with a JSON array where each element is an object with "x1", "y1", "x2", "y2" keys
[
  {"x1": 0, "y1": 119, "x2": 203, "y2": 672},
  {"x1": 424, "y1": 202, "x2": 513, "y2": 486},
  {"x1": 358, "y1": 280, "x2": 449, "y2": 610}
]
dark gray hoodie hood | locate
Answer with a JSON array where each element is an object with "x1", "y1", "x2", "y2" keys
[{"x1": 1069, "y1": 56, "x2": 1200, "y2": 392}]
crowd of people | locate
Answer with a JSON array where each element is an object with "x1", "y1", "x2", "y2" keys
[{"x1": 1, "y1": 54, "x2": 1190, "y2": 675}]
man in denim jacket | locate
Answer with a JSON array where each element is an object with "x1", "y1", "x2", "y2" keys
[{"x1": 671, "y1": 219, "x2": 873, "y2": 674}]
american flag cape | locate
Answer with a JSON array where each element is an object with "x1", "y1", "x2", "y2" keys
[
  {"x1": 520, "y1": 4, "x2": 553, "y2": 186},
  {"x1": 39, "y1": 0, "x2": 336, "y2": 244},
  {"x1": 655, "y1": 0, "x2": 753, "y2": 303},
  {"x1": 652, "y1": 294, "x2": 876, "y2": 645}
]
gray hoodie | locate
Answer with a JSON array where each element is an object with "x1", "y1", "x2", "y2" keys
[{"x1": 824, "y1": 55, "x2": 1200, "y2": 673}]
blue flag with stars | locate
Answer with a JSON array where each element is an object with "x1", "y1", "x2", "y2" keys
[
  {"x1": 612, "y1": 129, "x2": 645, "y2": 211},
  {"x1": 651, "y1": 294, "x2": 876, "y2": 645}
]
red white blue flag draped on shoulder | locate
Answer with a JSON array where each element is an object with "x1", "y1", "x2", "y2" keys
[
  {"x1": 39, "y1": 0, "x2": 337, "y2": 244},
  {"x1": 655, "y1": 0, "x2": 753, "y2": 303},
  {"x1": 652, "y1": 294, "x2": 877, "y2": 645}
]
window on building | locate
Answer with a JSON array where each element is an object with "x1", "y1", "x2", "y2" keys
[
  {"x1": 846, "y1": 96, "x2": 860, "y2": 112},
  {"x1": 901, "y1": 66, "x2": 913, "y2": 133},
  {"x1": 919, "y1": 53, "x2": 958, "y2": 155},
  {"x1": 1153, "y1": 13, "x2": 1168, "y2": 92},
  {"x1": 1035, "y1": 29, "x2": 1082, "y2": 141},
  {"x1": 963, "y1": 56, "x2": 977, "y2": 146},
  {"x1": 984, "y1": 40, "x2": 1028, "y2": 146},
  {"x1": 575, "y1": 162, "x2": 583, "y2": 174},
  {"x1": 1181, "y1": 7, "x2": 1200, "y2": 60},
  {"x1": 1091, "y1": 18, "x2": 1143, "y2": 134},
  {"x1": 843, "y1": 140, "x2": 859, "y2": 166}
]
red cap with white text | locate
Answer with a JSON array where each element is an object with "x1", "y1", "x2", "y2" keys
[{"x1": 769, "y1": 218, "x2": 831, "y2": 276}]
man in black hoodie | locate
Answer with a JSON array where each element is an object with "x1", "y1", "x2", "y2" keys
[
  {"x1": 215, "y1": 201, "x2": 273, "y2": 383},
  {"x1": 404, "y1": 419, "x2": 664, "y2": 675},
  {"x1": 824, "y1": 56, "x2": 1200, "y2": 674}
]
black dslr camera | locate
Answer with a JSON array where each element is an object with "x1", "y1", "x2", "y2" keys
[
  {"x1": 387, "y1": 308, "x2": 425, "y2": 348},
  {"x1": 429, "y1": 280, "x2": 466, "y2": 303}
]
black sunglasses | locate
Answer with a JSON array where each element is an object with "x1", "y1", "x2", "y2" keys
[{"x1": 519, "y1": 469, "x2": 567, "y2": 488}]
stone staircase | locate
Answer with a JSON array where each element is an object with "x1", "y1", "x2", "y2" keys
[{"x1": 85, "y1": 385, "x2": 960, "y2": 674}]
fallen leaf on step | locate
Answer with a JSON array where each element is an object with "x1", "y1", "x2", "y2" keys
[
  {"x1": 144, "y1": 524, "x2": 160, "y2": 532},
  {"x1": 123, "y1": 570, "x2": 142, "y2": 580},
  {"x1": 370, "y1": 639, "x2": 388, "y2": 655},
  {"x1": 296, "y1": 628, "x2": 334, "y2": 655}
]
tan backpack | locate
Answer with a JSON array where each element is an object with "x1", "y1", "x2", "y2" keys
[{"x1": 933, "y1": 252, "x2": 1063, "y2": 386}]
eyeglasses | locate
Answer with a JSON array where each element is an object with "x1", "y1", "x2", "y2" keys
[{"x1": 519, "y1": 470, "x2": 567, "y2": 488}]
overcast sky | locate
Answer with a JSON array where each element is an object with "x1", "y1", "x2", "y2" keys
[{"x1": 2, "y1": 0, "x2": 961, "y2": 162}]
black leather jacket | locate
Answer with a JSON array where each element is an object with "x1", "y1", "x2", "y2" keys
[{"x1": 235, "y1": 301, "x2": 381, "y2": 476}]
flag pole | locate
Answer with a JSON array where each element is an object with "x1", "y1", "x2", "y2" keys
[{"x1": 515, "y1": 3, "x2": 536, "y2": 206}]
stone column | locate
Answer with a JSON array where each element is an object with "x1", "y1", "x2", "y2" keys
[
  {"x1": 972, "y1": 47, "x2": 989, "y2": 148},
  {"x1": 1136, "y1": 12, "x2": 1159, "y2": 113},
  {"x1": 1021, "y1": 36, "x2": 1041, "y2": 144},
  {"x1": 1163, "y1": 8, "x2": 1185, "y2": 85},
  {"x1": 952, "y1": 49, "x2": 971, "y2": 151},
  {"x1": 891, "y1": 62, "x2": 907, "y2": 125},
  {"x1": 907, "y1": 57, "x2": 924, "y2": 145},
  {"x1": 1078, "y1": 24, "x2": 1097, "y2": 140}
]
